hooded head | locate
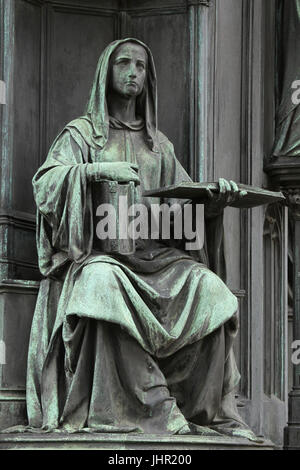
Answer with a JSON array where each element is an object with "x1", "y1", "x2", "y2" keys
[{"x1": 82, "y1": 38, "x2": 158, "y2": 152}]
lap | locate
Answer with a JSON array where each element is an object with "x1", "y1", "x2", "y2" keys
[{"x1": 78, "y1": 254, "x2": 232, "y2": 303}]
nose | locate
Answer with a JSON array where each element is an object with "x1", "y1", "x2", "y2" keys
[{"x1": 128, "y1": 63, "x2": 137, "y2": 78}]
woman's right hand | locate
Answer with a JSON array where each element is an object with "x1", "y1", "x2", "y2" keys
[{"x1": 87, "y1": 162, "x2": 140, "y2": 185}]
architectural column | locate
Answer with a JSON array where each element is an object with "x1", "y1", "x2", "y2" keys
[
  {"x1": 284, "y1": 189, "x2": 300, "y2": 449},
  {"x1": 187, "y1": 0, "x2": 211, "y2": 182},
  {"x1": 265, "y1": 162, "x2": 300, "y2": 450},
  {"x1": 264, "y1": 0, "x2": 300, "y2": 447}
]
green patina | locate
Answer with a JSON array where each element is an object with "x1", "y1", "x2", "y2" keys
[
  {"x1": 273, "y1": 0, "x2": 300, "y2": 157},
  {"x1": 3, "y1": 38, "x2": 260, "y2": 442}
]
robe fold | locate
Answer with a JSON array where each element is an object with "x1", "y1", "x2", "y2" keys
[
  {"x1": 20, "y1": 38, "x2": 258, "y2": 441},
  {"x1": 273, "y1": 0, "x2": 300, "y2": 156}
]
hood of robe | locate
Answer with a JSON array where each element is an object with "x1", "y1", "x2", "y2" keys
[{"x1": 67, "y1": 38, "x2": 159, "y2": 153}]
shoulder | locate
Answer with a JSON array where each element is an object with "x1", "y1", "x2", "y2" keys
[
  {"x1": 64, "y1": 116, "x2": 93, "y2": 141},
  {"x1": 45, "y1": 116, "x2": 91, "y2": 162},
  {"x1": 156, "y1": 129, "x2": 172, "y2": 145},
  {"x1": 55, "y1": 116, "x2": 94, "y2": 151},
  {"x1": 49, "y1": 117, "x2": 90, "y2": 146},
  {"x1": 155, "y1": 129, "x2": 192, "y2": 183},
  {"x1": 155, "y1": 130, "x2": 175, "y2": 154},
  {"x1": 154, "y1": 130, "x2": 178, "y2": 173}
]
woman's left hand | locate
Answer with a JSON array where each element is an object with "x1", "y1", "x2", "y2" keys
[{"x1": 204, "y1": 178, "x2": 247, "y2": 219}]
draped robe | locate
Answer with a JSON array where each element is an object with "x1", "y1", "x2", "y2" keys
[
  {"x1": 273, "y1": 0, "x2": 300, "y2": 156},
  {"x1": 20, "y1": 38, "x2": 258, "y2": 440}
]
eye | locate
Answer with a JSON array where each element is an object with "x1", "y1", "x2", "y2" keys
[
  {"x1": 115, "y1": 58, "x2": 130, "y2": 66},
  {"x1": 137, "y1": 62, "x2": 145, "y2": 70}
]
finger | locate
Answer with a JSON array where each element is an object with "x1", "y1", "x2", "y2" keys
[
  {"x1": 119, "y1": 170, "x2": 140, "y2": 182},
  {"x1": 239, "y1": 190, "x2": 247, "y2": 198},
  {"x1": 229, "y1": 180, "x2": 239, "y2": 203},
  {"x1": 217, "y1": 178, "x2": 227, "y2": 203},
  {"x1": 130, "y1": 172, "x2": 140, "y2": 183},
  {"x1": 130, "y1": 163, "x2": 139, "y2": 171},
  {"x1": 130, "y1": 169, "x2": 139, "y2": 176},
  {"x1": 223, "y1": 179, "x2": 232, "y2": 193},
  {"x1": 206, "y1": 188, "x2": 214, "y2": 199},
  {"x1": 218, "y1": 178, "x2": 226, "y2": 193},
  {"x1": 230, "y1": 180, "x2": 239, "y2": 194}
]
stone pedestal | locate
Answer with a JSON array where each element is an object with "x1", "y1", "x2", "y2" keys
[
  {"x1": 0, "y1": 433, "x2": 274, "y2": 451},
  {"x1": 0, "y1": 280, "x2": 39, "y2": 430}
]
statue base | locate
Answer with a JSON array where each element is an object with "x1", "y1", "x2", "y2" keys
[
  {"x1": 0, "y1": 432, "x2": 274, "y2": 450},
  {"x1": 284, "y1": 425, "x2": 300, "y2": 450},
  {"x1": 284, "y1": 390, "x2": 300, "y2": 450}
]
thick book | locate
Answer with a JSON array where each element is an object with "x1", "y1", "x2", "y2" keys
[{"x1": 143, "y1": 182, "x2": 285, "y2": 209}]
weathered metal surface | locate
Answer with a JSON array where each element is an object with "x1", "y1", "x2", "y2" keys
[
  {"x1": 16, "y1": 37, "x2": 261, "y2": 443},
  {"x1": 0, "y1": 0, "x2": 290, "y2": 449},
  {"x1": 144, "y1": 182, "x2": 285, "y2": 209},
  {"x1": 0, "y1": 433, "x2": 274, "y2": 451}
]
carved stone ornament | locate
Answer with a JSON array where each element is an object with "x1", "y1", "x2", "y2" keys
[{"x1": 283, "y1": 188, "x2": 300, "y2": 219}]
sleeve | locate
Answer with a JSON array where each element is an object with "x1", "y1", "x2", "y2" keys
[
  {"x1": 33, "y1": 129, "x2": 99, "y2": 276},
  {"x1": 158, "y1": 135, "x2": 227, "y2": 281}
]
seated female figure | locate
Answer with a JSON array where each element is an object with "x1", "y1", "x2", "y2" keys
[{"x1": 26, "y1": 38, "x2": 257, "y2": 441}]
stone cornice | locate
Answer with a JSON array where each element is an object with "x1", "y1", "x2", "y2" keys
[
  {"x1": 0, "y1": 279, "x2": 40, "y2": 295},
  {"x1": 283, "y1": 189, "x2": 300, "y2": 220},
  {"x1": 0, "y1": 210, "x2": 36, "y2": 231},
  {"x1": 265, "y1": 157, "x2": 300, "y2": 189}
]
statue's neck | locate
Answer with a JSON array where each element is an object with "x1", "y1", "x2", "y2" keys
[{"x1": 108, "y1": 94, "x2": 137, "y2": 124}]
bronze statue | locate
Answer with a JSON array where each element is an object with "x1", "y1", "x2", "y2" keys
[
  {"x1": 22, "y1": 38, "x2": 258, "y2": 440},
  {"x1": 273, "y1": 0, "x2": 300, "y2": 157}
]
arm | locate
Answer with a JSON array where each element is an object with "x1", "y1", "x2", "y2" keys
[
  {"x1": 33, "y1": 128, "x2": 142, "y2": 276},
  {"x1": 203, "y1": 178, "x2": 247, "y2": 281}
]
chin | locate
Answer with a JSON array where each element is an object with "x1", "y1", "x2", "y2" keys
[{"x1": 123, "y1": 90, "x2": 140, "y2": 98}]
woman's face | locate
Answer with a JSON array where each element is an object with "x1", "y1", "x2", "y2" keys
[{"x1": 110, "y1": 42, "x2": 147, "y2": 98}]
